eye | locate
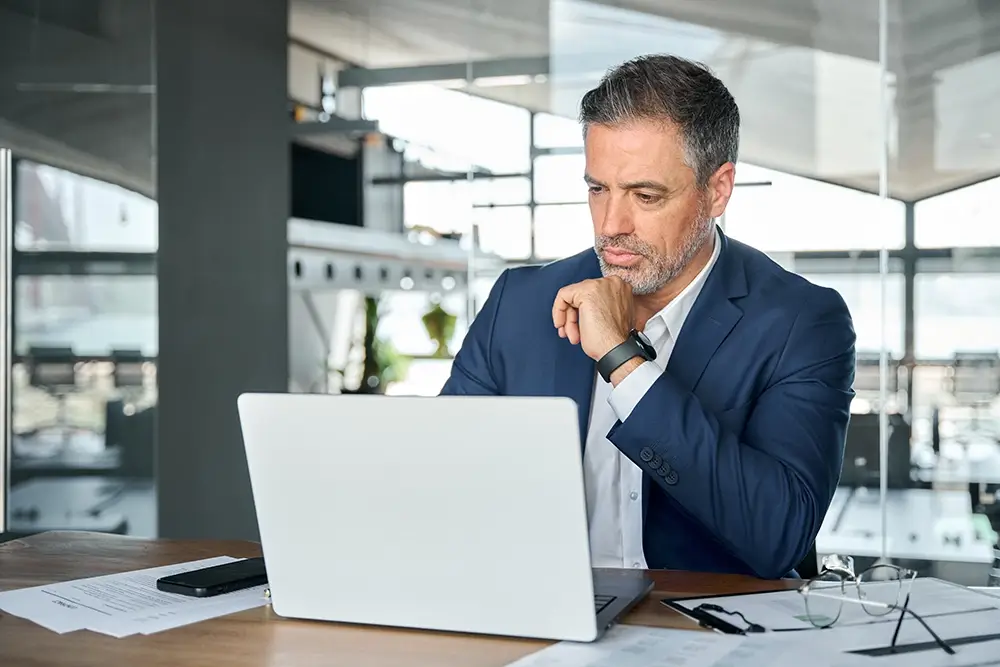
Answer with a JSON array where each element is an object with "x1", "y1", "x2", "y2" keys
[
  {"x1": 634, "y1": 192, "x2": 661, "y2": 204},
  {"x1": 587, "y1": 185, "x2": 605, "y2": 195}
]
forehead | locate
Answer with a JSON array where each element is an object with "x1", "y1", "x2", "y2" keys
[{"x1": 583, "y1": 120, "x2": 689, "y2": 180}]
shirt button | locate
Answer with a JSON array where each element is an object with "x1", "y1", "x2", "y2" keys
[
  {"x1": 632, "y1": 562, "x2": 641, "y2": 568},
  {"x1": 629, "y1": 491, "x2": 639, "y2": 501}
]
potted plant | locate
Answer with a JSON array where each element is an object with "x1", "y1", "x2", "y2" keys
[
  {"x1": 421, "y1": 301, "x2": 457, "y2": 358},
  {"x1": 349, "y1": 295, "x2": 409, "y2": 394}
]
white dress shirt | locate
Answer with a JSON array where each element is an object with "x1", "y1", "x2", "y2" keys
[{"x1": 582, "y1": 228, "x2": 722, "y2": 568}]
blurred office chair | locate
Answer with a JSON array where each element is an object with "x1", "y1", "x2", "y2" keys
[
  {"x1": 25, "y1": 346, "x2": 79, "y2": 446},
  {"x1": 111, "y1": 349, "x2": 145, "y2": 391},
  {"x1": 108, "y1": 349, "x2": 155, "y2": 480}
]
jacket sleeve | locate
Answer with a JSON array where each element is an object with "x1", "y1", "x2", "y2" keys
[
  {"x1": 439, "y1": 270, "x2": 510, "y2": 396},
  {"x1": 606, "y1": 288, "x2": 856, "y2": 579}
]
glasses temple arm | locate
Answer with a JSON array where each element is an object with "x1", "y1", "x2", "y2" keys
[{"x1": 899, "y1": 599, "x2": 955, "y2": 655}]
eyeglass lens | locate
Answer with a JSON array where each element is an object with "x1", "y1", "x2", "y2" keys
[{"x1": 804, "y1": 564, "x2": 909, "y2": 627}]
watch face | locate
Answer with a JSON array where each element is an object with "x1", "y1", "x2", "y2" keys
[{"x1": 633, "y1": 330, "x2": 655, "y2": 357}]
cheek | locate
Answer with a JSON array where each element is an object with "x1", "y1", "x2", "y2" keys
[{"x1": 634, "y1": 209, "x2": 682, "y2": 254}]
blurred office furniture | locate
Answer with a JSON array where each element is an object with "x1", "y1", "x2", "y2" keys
[
  {"x1": 6, "y1": 478, "x2": 129, "y2": 537},
  {"x1": 839, "y1": 411, "x2": 912, "y2": 490},
  {"x1": 852, "y1": 352, "x2": 902, "y2": 411},
  {"x1": 24, "y1": 346, "x2": 78, "y2": 447},
  {"x1": 816, "y1": 486, "x2": 995, "y2": 586},
  {"x1": 822, "y1": 407, "x2": 997, "y2": 584},
  {"x1": 947, "y1": 352, "x2": 1000, "y2": 431}
]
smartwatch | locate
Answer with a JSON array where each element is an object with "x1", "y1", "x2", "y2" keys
[{"x1": 596, "y1": 329, "x2": 656, "y2": 383}]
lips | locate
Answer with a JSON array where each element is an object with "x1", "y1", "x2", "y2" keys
[{"x1": 602, "y1": 248, "x2": 643, "y2": 266}]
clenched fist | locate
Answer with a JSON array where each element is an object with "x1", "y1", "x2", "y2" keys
[{"x1": 552, "y1": 276, "x2": 634, "y2": 361}]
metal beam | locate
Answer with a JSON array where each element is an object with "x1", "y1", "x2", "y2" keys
[
  {"x1": 292, "y1": 117, "x2": 378, "y2": 137},
  {"x1": 337, "y1": 56, "x2": 549, "y2": 88},
  {"x1": 13, "y1": 250, "x2": 156, "y2": 276},
  {"x1": 371, "y1": 171, "x2": 530, "y2": 185}
]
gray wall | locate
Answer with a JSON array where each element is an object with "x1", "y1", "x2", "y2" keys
[{"x1": 156, "y1": 0, "x2": 289, "y2": 540}]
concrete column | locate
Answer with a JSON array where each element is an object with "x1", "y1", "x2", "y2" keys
[{"x1": 156, "y1": 0, "x2": 289, "y2": 540}]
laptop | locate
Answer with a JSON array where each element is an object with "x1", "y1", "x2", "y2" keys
[{"x1": 237, "y1": 393, "x2": 653, "y2": 642}]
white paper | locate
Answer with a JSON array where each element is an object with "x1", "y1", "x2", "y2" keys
[
  {"x1": 781, "y1": 607, "x2": 1000, "y2": 667},
  {"x1": 711, "y1": 633, "x2": 872, "y2": 667},
  {"x1": 969, "y1": 586, "x2": 1000, "y2": 598},
  {"x1": 672, "y1": 577, "x2": 1000, "y2": 632},
  {"x1": 504, "y1": 625, "x2": 747, "y2": 667},
  {"x1": 0, "y1": 557, "x2": 270, "y2": 637}
]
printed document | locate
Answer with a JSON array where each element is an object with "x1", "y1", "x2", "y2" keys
[
  {"x1": 504, "y1": 625, "x2": 746, "y2": 667},
  {"x1": 504, "y1": 625, "x2": 873, "y2": 667},
  {"x1": 0, "y1": 556, "x2": 269, "y2": 637},
  {"x1": 669, "y1": 577, "x2": 1000, "y2": 632}
]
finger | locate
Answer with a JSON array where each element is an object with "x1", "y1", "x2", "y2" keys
[
  {"x1": 552, "y1": 285, "x2": 578, "y2": 329},
  {"x1": 565, "y1": 305, "x2": 579, "y2": 344}
]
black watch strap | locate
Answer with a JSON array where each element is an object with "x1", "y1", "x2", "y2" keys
[{"x1": 596, "y1": 331, "x2": 655, "y2": 383}]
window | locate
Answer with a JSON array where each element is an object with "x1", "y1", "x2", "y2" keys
[
  {"x1": 914, "y1": 274, "x2": 1000, "y2": 359},
  {"x1": 15, "y1": 275, "x2": 158, "y2": 357},
  {"x1": 362, "y1": 84, "x2": 531, "y2": 173},
  {"x1": 403, "y1": 180, "x2": 533, "y2": 258},
  {"x1": 533, "y1": 112, "x2": 583, "y2": 149},
  {"x1": 534, "y1": 204, "x2": 594, "y2": 260},
  {"x1": 724, "y1": 165, "x2": 904, "y2": 252},
  {"x1": 533, "y1": 154, "x2": 587, "y2": 204},
  {"x1": 914, "y1": 176, "x2": 1000, "y2": 248},
  {"x1": 469, "y1": 177, "x2": 531, "y2": 206},
  {"x1": 403, "y1": 181, "x2": 471, "y2": 235},
  {"x1": 798, "y1": 273, "x2": 904, "y2": 356},
  {"x1": 474, "y1": 207, "x2": 532, "y2": 260},
  {"x1": 15, "y1": 160, "x2": 157, "y2": 252}
]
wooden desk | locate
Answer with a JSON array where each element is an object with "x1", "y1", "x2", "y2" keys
[{"x1": 0, "y1": 532, "x2": 797, "y2": 667}]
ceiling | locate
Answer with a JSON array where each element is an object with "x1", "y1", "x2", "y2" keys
[
  {"x1": 0, "y1": 0, "x2": 998, "y2": 202},
  {"x1": 291, "y1": 0, "x2": 1000, "y2": 201}
]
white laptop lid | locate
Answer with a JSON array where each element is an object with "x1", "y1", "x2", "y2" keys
[{"x1": 237, "y1": 393, "x2": 599, "y2": 641}]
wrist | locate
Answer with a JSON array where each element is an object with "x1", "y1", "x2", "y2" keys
[
  {"x1": 609, "y1": 357, "x2": 644, "y2": 387},
  {"x1": 597, "y1": 331, "x2": 631, "y2": 361}
]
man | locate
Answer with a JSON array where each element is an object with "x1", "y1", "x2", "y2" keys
[{"x1": 440, "y1": 54, "x2": 855, "y2": 579}]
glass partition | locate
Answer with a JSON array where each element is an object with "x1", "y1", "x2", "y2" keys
[
  {"x1": 547, "y1": 0, "x2": 895, "y2": 578},
  {"x1": 0, "y1": 1, "x2": 157, "y2": 538},
  {"x1": 318, "y1": 0, "x2": 1000, "y2": 585}
]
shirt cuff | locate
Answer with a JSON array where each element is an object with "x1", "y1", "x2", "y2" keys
[{"x1": 607, "y1": 360, "x2": 662, "y2": 422}]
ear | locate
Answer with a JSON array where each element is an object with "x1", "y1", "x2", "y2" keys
[{"x1": 706, "y1": 162, "x2": 736, "y2": 219}]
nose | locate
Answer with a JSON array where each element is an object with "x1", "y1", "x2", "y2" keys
[{"x1": 599, "y1": 194, "x2": 634, "y2": 237}]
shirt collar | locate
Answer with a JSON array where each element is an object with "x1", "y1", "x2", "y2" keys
[{"x1": 643, "y1": 226, "x2": 722, "y2": 345}]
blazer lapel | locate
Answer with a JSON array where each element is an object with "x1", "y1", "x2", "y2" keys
[
  {"x1": 667, "y1": 231, "x2": 748, "y2": 394},
  {"x1": 552, "y1": 250, "x2": 601, "y2": 450}
]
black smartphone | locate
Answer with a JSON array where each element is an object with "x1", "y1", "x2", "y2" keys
[{"x1": 156, "y1": 557, "x2": 268, "y2": 597}]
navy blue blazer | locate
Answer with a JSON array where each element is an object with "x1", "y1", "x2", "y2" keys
[{"x1": 440, "y1": 231, "x2": 856, "y2": 579}]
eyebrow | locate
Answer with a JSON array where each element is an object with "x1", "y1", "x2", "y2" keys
[{"x1": 583, "y1": 173, "x2": 669, "y2": 193}]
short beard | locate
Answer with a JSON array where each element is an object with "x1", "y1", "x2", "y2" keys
[{"x1": 595, "y1": 214, "x2": 714, "y2": 296}]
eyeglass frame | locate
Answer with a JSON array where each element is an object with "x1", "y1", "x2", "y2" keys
[
  {"x1": 797, "y1": 563, "x2": 954, "y2": 655},
  {"x1": 670, "y1": 563, "x2": 955, "y2": 656}
]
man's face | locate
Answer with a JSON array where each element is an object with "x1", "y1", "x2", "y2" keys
[{"x1": 583, "y1": 120, "x2": 734, "y2": 295}]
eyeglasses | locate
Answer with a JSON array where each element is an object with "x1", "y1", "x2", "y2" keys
[
  {"x1": 685, "y1": 559, "x2": 955, "y2": 655},
  {"x1": 799, "y1": 561, "x2": 954, "y2": 655}
]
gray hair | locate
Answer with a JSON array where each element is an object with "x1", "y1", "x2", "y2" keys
[{"x1": 579, "y1": 54, "x2": 740, "y2": 186}]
